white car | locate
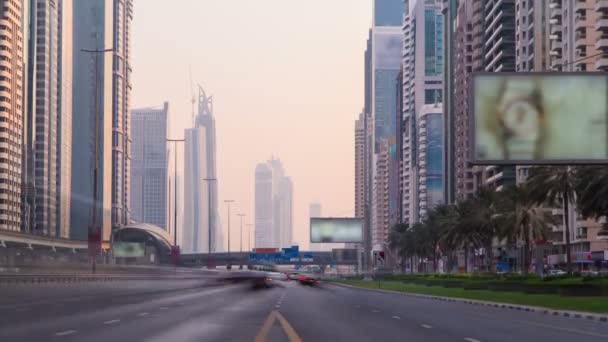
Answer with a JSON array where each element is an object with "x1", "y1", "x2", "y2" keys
[{"x1": 266, "y1": 272, "x2": 288, "y2": 282}]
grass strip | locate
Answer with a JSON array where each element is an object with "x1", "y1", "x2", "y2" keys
[{"x1": 337, "y1": 280, "x2": 608, "y2": 314}]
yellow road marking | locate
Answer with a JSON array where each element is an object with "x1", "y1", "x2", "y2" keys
[
  {"x1": 254, "y1": 310, "x2": 302, "y2": 342},
  {"x1": 275, "y1": 311, "x2": 303, "y2": 342}
]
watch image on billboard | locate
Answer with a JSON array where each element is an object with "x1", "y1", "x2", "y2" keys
[
  {"x1": 310, "y1": 218, "x2": 363, "y2": 243},
  {"x1": 471, "y1": 73, "x2": 608, "y2": 164}
]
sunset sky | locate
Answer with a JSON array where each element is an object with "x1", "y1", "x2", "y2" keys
[{"x1": 131, "y1": 0, "x2": 371, "y2": 249}]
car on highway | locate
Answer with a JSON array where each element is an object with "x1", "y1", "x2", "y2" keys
[
  {"x1": 297, "y1": 273, "x2": 318, "y2": 286},
  {"x1": 266, "y1": 272, "x2": 288, "y2": 282},
  {"x1": 287, "y1": 272, "x2": 300, "y2": 280}
]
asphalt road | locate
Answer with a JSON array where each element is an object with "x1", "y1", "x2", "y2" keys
[{"x1": 1, "y1": 278, "x2": 608, "y2": 341}]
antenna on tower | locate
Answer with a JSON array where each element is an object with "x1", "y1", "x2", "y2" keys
[{"x1": 189, "y1": 65, "x2": 196, "y2": 127}]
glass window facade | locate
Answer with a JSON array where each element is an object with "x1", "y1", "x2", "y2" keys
[
  {"x1": 424, "y1": 89, "x2": 442, "y2": 104},
  {"x1": 425, "y1": 113, "x2": 444, "y2": 208},
  {"x1": 374, "y1": 0, "x2": 404, "y2": 27},
  {"x1": 424, "y1": 10, "x2": 443, "y2": 76}
]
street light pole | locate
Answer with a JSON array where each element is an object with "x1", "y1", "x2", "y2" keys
[
  {"x1": 224, "y1": 200, "x2": 235, "y2": 267},
  {"x1": 81, "y1": 48, "x2": 113, "y2": 274},
  {"x1": 167, "y1": 139, "x2": 185, "y2": 247}
]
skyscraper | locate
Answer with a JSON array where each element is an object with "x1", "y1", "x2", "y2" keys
[
  {"x1": 0, "y1": 0, "x2": 24, "y2": 232},
  {"x1": 130, "y1": 103, "x2": 168, "y2": 229},
  {"x1": 22, "y1": 0, "x2": 72, "y2": 238},
  {"x1": 70, "y1": 0, "x2": 116, "y2": 241},
  {"x1": 354, "y1": 112, "x2": 365, "y2": 219},
  {"x1": 111, "y1": 0, "x2": 133, "y2": 227},
  {"x1": 401, "y1": 0, "x2": 444, "y2": 225},
  {"x1": 183, "y1": 87, "x2": 219, "y2": 253},
  {"x1": 417, "y1": 104, "x2": 443, "y2": 218},
  {"x1": 255, "y1": 158, "x2": 292, "y2": 249}
]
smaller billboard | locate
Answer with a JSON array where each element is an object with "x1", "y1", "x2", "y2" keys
[
  {"x1": 310, "y1": 218, "x2": 363, "y2": 243},
  {"x1": 112, "y1": 242, "x2": 145, "y2": 258}
]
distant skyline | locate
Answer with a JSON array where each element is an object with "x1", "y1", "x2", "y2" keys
[{"x1": 131, "y1": 0, "x2": 371, "y2": 249}]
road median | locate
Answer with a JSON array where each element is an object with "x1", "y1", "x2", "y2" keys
[{"x1": 332, "y1": 280, "x2": 608, "y2": 320}]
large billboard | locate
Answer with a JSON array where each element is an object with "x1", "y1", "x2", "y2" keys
[
  {"x1": 310, "y1": 218, "x2": 363, "y2": 243},
  {"x1": 112, "y1": 242, "x2": 145, "y2": 258},
  {"x1": 471, "y1": 73, "x2": 608, "y2": 164}
]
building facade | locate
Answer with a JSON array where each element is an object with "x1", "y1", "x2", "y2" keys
[
  {"x1": 70, "y1": 0, "x2": 114, "y2": 241},
  {"x1": 0, "y1": 0, "x2": 24, "y2": 231},
  {"x1": 548, "y1": 0, "x2": 608, "y2": 72},
  {"x1": 254, "y1": 158, "x2": 292, "y2": 249},
  {"x1": 401, "y1": 0, "x2": 444, "y2": 225},
  {"x1": 22, "y1": 0, "x2": 72, "y2": 238},
  {"x1": 130, "y1": 103, "x2": 168, "y2": 229},
  {"x1": 354, "y1": 112, "x2": 365, "y2": 219},
  {"x1": 417, "y1": 104, "x2": 443, "y2": 218},
  {"x1": 182, "y1": 87, "x2": 219, "y2": 253},
  {"x1": 111, "y1": 0, "x2": 133, "y2": 227}
]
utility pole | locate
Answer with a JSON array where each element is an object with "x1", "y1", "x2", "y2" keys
[
  {"x1": 224, "y1": 200, "x2": 235, "y2": 267},
  {"x1": 81, "y1": 48, "x2": 113, "y2": 274}
]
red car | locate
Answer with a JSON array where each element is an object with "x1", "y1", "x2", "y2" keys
[{"x1": 297, "y1": 274, "x2": 318, "y2": 286}]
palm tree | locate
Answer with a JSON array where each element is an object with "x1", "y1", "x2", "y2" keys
[
  {"x1": 576, "y1": 166, "x2": 608, "y2": 238},
  {"x1": 440, "y1": 199, "x2": 482, "y2": 273},
  {"x1": 388, "y1": 223, "x2": 411, "y2": 271},
  {"x1": 499, "y1": 185, "x2": 554, "y2": 275},
  {"x1": 424, "y1": 204, "x2": 454, "y2": 272},
  {"x1": 466, "y1": 187, "x2": 506, "y2": 271},
  {"x1": 526, "y1": 166, "x2": 577, "y2": 272}
]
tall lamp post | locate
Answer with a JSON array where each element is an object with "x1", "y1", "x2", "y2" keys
[
  {"x1": 167, "y1": 139, "x2": 184, "y2": 267},
  {"x1": 81, "y1": 47, "x2": 113, "y2": 274},
  {"x1": 203, "y1": 178, "x2": 216, "y2": 268},
  {"x1": 224, "y1": 200, "x2": 235, "y2": 267}
]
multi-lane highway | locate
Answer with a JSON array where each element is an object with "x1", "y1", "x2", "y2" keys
[{"x1": 1, "y1": 277, "x2": 608, "y2": 341}]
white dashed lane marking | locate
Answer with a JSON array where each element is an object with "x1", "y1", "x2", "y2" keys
[
  {"x1": 421, "y1": 324, "x2": 432, "y2": 329},
  {"x1": 103, "y1": 319, "x2": 120, "y2": 325},
  {"x1": 159, "y1": 307, "x2": 169, "y2": 310},
  {"x1": 136, "y1": 312, "x2": 149, "y2": 317},
  {"x1": 392, "y1": 316, "x2": 401, "y2": 320},
  {"x1": 372, "y1": 309, "x2": 380, "y2": 313},
  {"x1": 54, "y1": 330, "x2": 77, "y2": 336},
  {"x1": 464, "y1": 338, "x2": 481, "y2": 342}
]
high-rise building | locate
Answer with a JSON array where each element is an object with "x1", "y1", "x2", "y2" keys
[
  {"x1": 417, "y1": 104, "x2": 443, "y2": 218},
  {"x1": 0, "y1": 0, "x2": 24, "y2": 232},
  {"x1": 71, "y1": 0, "x2": 112, "y2": 241},
  {"x1": 442, "y1": 0, "x2": 457, "y2": 205},
  {"x1": 515, "y1": 0, "x2": 548, "y2": 72},
  {"x1": 477, "y1": 0, "x2": 517, "y2": 191},
  {"x1": 354, "y1": 112, "x2": 365, "y2": 219},
  {"x1": 183, "y1": 87, "x2": 219, "y2": 253},
  {"x1": 373, "y1": 139, "x2": 389, "y2": 252},
  {"x1": 255, "y1": 163, "x2": 273, "y2": 249},
  {"x1": 548, "y1": 0, "x2": 607, "y2": 72},
  {"x1": 368, "y1": 0, "x2": 403, "y2": 261},
  {"x1": 111, "y1": 0, "x2": 133, "y2": 227},
  {"x1": 22, "y1": 0, "x2": 72, "y2": 238},
  {"x1": 452, "y1": 0, "x2": 475, "y2": 200},
  {"x1": 130, "y1": 103, "x2": 168, "y2": 229},
  {"x1": 401, "y1": 0, "x2": 444, "y2": 225},
  {"x1": 57, "y1": 0, "x2": 73, "y2": 238},
  {"x1": 255, "y1": 158, "x2": 292, "y2": 249}
]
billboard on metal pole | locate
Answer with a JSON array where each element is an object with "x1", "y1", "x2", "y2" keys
[
  {"x1": 471, "y1": 72, "x2": 608, "y2": 164},
  {"x1": 310, "y1": 218, "x2": 363, "y2": 243}
]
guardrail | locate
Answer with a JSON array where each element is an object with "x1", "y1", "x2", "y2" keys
[{"x1": 0, "y1": 273, "x2": 211, "y2": 285}]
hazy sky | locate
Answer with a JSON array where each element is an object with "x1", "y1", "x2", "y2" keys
[{"x1": 131, "y1": 0, "x2": 371, "y2": 249}]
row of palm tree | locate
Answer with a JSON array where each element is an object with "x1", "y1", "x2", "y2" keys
[{"x1": 388, "y1": 166, "x2": 608, "y2": 274}]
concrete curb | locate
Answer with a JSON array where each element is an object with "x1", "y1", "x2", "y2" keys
[{"x1": 331, "y1": 282, "x2": 608, "y2": 323}]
